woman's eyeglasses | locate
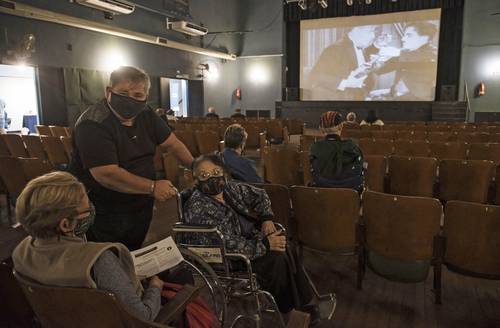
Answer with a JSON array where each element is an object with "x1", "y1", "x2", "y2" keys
[{"x1": 196, "y1": 168, "x2": 224, "y2": 181}]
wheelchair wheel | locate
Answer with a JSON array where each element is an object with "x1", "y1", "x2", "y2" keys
[{"x1": 178, "y1": 247, "x2": 227, "y2": 326}]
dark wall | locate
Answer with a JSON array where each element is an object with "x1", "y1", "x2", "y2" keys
[
  {"x1": 279, "y1": 101, "x2": 433, "y2": 127},
  {"x1": 202, "y1": 0, "x2": 284, "y2": 117},
  {"x1": 1, "y1": 0, "x2": 284, "y2": 122},
  {"x1": 284, "y1": 0, "x2": 465, "y2": 102},
  {"x1": 459, "y1": 0, "x2": 500, "y2": 121}
]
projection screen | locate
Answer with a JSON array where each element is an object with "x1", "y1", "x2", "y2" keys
[{"x1": 300, "y1": 9, "x2": 441, "y2": 101}]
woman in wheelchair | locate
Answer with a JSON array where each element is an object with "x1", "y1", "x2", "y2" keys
[
  {"x1": 11, "y1": 172, "x2": 167, "y2": 322},
  {"x1": 184, "y1": 153, "x2": 319, "y2": 320}
]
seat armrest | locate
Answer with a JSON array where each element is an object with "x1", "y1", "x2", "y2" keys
[{"x1": 155, "y1": 284, "x2": 201, "y2": 324}]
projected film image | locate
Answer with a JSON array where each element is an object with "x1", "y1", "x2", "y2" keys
[{"x1": 300, "y1": 9, "x2": 441, "y2": 101}]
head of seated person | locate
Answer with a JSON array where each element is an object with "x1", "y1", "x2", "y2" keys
[
  {"x1": 224, "y1": 124, "x2": 247, "y2": 155},
  {"x1": 346, "y1": 112, "x2": 358, "y2": 125},
  {"x1": 319, "y1": 111, "x2": 345, "y2": 138},
  {"x1": 361, "y1": 110, "x2": 384, "y2": 126},
  {"x1": 222, "y1": 125, "x2": 263, "y2": 183}
]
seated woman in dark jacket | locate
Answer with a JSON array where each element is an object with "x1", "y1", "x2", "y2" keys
[
  {"x1": 309, "y1": 111, "x2": 364, "y2": 192},
  {"x1": 183, "y1": 153, "x2": 318, "y2": 320}
]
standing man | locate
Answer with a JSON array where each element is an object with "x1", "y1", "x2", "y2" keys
[{"x1": 71, "y1": 66, "x2": 193, "y2": 250}]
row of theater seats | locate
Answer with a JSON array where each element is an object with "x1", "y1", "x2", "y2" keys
[
  {"x1": 0, "y1": 130, "x2": 73, "y2": 224},
  {"x1": 35, "y1": 125, "x2": 73, "y2": 138},
  {"x1": 345, "y1": 122, "x2": 500, "y2": 132},
  {"x1": 261, "y1": 145, "x2": 500, "y2": 205},
  {"x1": 0, "y1": 134, "x2": 72, "y2": 167},
  {"x1": 256, "y1": 184, "x2": 500, "y2": 304},
  {"x1": 342, "y1": 130, "x2": 500, "y2": 143},
  {"x1": 357, "y1": 139, "x2": 500, "y2": 161},
  {"x1": 172, "y1": 117, "x2": 305, "y2": 136}
]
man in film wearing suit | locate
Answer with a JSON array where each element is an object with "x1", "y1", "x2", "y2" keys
[{"x1": 305, "y1": 25, "x2": 380, "y2": 100}]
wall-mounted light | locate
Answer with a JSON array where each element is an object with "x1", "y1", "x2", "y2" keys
[
  {"x1": 476, "y1": 81, "x2": 486, "y2": 97},
  {"x1": 248, "y1": 64, "x2": 270, "y2": 85},
  {"x1": 318, "y1": 0, "x2": 328, "y2": 9},
  {"x1": 198, "y1": 62, "x2": 219, "y2": 81},
  {"x1": 346, "y1": 0, "x2": 353, "y2": 6},
  {"x1": 99, "y1": 49, "x2": 128, "y2": 71}
]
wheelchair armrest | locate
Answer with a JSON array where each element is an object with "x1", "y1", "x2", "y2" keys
[
  {"x1": 154, "y1": 284, "x2": 201, "y2": 324},
  {"x1": 172, "y1": 222, "x2": 219, "y2": 234},
  {"x1": 225, "y1": 253, "x2": 254, "y2": 278}
]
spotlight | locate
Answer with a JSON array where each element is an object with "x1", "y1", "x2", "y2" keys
[
  {"x1": 298, "y1": 0, "x2": 307, "y2": 10},
  {"x1": 318, "y1": 0, "x2": 328, "y2": 8},
  {"x1": 365, "y1": 0, "x2": 372, "y2": 4},
  {"x1": 346, "y1": 0, "x2": 353, "y2": 6}
]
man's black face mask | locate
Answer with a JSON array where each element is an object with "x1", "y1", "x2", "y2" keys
[{"x1": 108, "y1": 92, "x2": 147, "y2": 119}]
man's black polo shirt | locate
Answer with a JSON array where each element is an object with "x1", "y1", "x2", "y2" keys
[{"x1": 70, "y1": 99, "x2": 171, "y2": 212}]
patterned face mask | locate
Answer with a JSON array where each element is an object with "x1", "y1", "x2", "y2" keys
[
  {"x1": 197, "y1": 176, "x2": 226, "y2": 196},
  {"x1": 72, "y1": 203, "x2": 95, "y2": 237}
]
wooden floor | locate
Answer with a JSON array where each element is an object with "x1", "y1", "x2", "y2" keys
[{"x1": 299, "y1": 250, "x2": 500, "y2": 328}]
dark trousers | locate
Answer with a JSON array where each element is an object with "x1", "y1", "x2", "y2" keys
[
  {"x1": 251, "y1": 248, "x2": 313, "y2": 313},
  {"x1": 87, "y1": 199, "x2": 154, "y2": 251}
]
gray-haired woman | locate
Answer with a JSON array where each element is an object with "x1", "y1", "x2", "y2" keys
[{"x1": 12, "y1": 171, "x2": 164, "y2": 321}]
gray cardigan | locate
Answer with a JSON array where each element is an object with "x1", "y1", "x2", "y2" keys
[{"x1": 92, "y1": 250, "x2": 161, "y2": 321}]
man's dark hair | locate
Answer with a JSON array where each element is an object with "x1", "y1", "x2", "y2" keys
[
  {"x1": 109, "y1": 66, "x2": 151, "y2": 92},
  {"x1": 192, "y1": 152, "x2": 228, "y2": 174},
  {"x1": 224, "y1": 124, "x2": 247, "y2": 149},
  {"x1": 365, "y1": 110, "x2": 379, "y2": 124},
  {"x1": 409, "y1": 21, "x2": 438, "y2": 38}
]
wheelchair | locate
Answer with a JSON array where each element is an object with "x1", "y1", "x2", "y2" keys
[{"x1": 171, "y1": 191, "x2": 337, "y2": 328}]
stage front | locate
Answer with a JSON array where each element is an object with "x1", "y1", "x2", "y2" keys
[{"x1": 276, "y1": 101, "x2": 467, "y2": 127}]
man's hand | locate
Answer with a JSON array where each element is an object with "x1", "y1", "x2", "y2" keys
[
  {"x1": 153, "y1": 180, "x2": 177, "y2": 201},
  {"x1": 261, "y1": 220, "x2": 277, "y2": 236},
  {"x1": 267, "y1": 231, "x2": 286, "y2": 252}
]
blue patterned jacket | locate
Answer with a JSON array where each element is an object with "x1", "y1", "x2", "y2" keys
[{"x1": 183, "y1": 181, "x2": 274, "y2": 260}]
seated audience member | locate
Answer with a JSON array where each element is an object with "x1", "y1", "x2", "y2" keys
[
  {"x1": 12, "y1": 172, "x2": 165, "y2": 322},
  {"x1": 230, "y1": 108, "x2": 246, "y2": 119},
  {"x1": 222, "y1": 124, "x2": 264, "y2": 183},
  {"x1": 360, "y1": 110, "x2": 384, "y2": 126},
  {"x1": 205, "y1": 106, "x2": 219, "y2": 119},
  {"x1": 166, "y1": 109, "x2": 178, "y2": 121},
  {"x1": 345, "y1": 112, "x2": 358, "y2": 126},
  {"x1": 309, "y1": 111, "x2": 364, "y2": 192},
  {"x1": 183, "y1": 154, "x2": 318, "y2": 322}
]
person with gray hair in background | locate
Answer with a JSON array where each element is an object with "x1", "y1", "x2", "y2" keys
[
  {"x1": 70, "y1": 66, "x2": 194, "y2": 250},
  {"x1": 222, "y1": 124, "x2": 264, "y2": 183},
  {"x1": 345, "y1": 112, "x2": 358, "y2": 126}
]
